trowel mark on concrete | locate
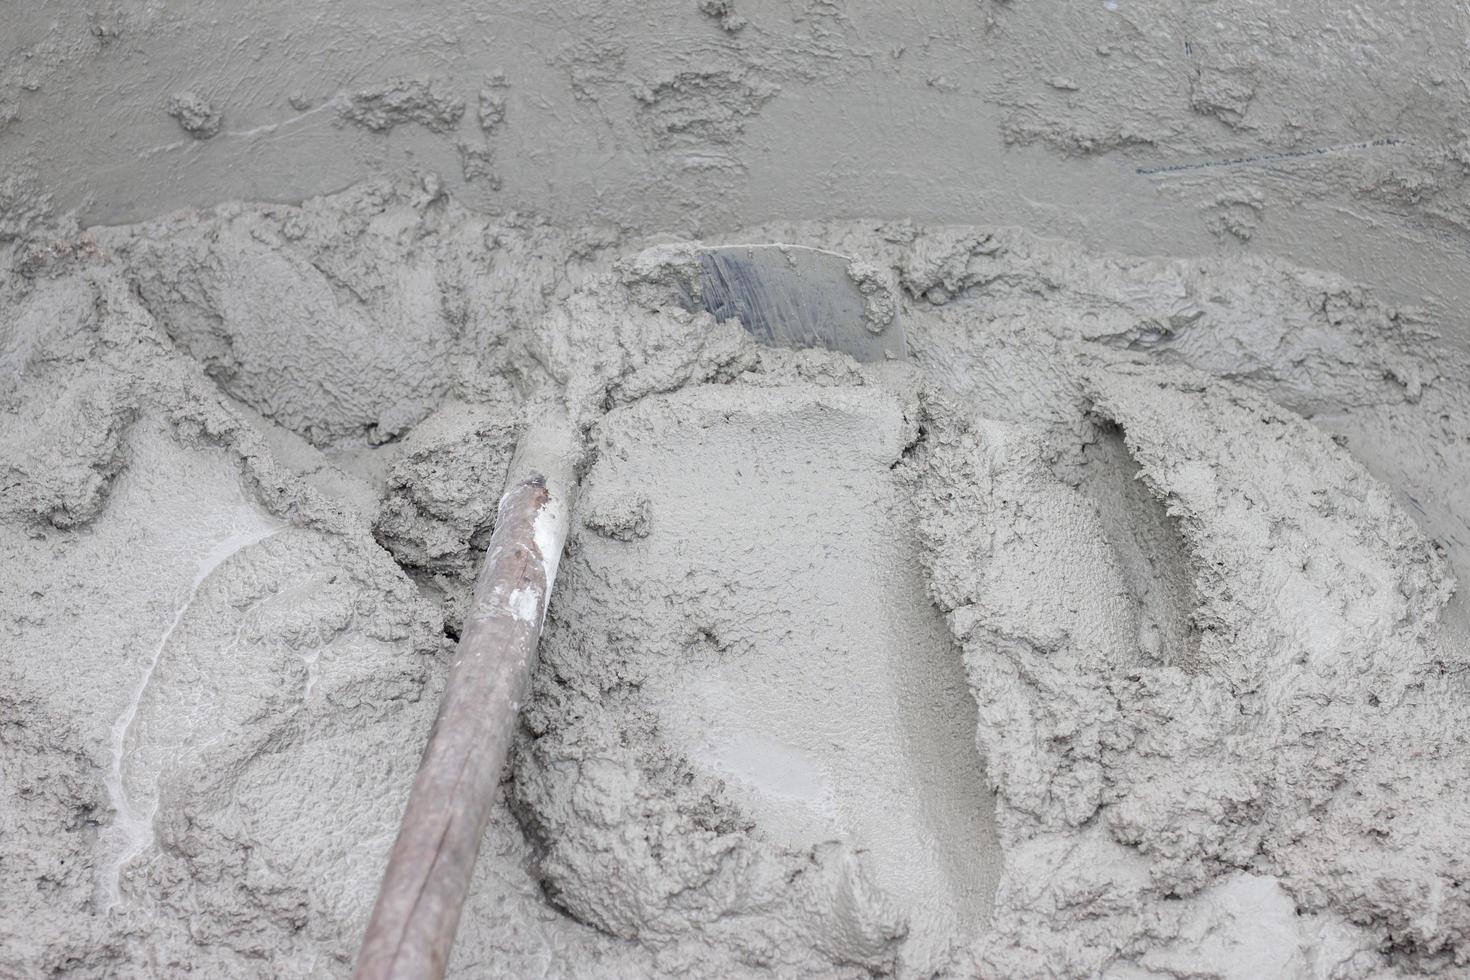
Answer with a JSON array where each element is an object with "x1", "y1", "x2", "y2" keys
[
  {"x1": 99, "y1": 514, "x2": 284, "y2": 911},
  {"x1": 134, "y1": 96, "x2": 348, "y2": 163},
  {"x1": 1135, "y1": 136, "x2": 1404, "y2": 175}
]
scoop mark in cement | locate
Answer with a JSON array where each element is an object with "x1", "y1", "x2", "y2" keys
[{"x1": 99, "y1": 516, "x2": 284, "y2": 911}]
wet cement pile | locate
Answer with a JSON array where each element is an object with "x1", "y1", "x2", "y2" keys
[{"x1": 3, "y1": 176, "x2": 1470, "y2": 978}]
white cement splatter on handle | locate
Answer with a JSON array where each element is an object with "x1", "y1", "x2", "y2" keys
[
  {"x1": 533, "y1": 494, "x2": 568, "y2": 591},
  {"x1": 507, "y1": 586, "x2": 542, "y2": 624},
  {"x1": 485, "y1": 484, "x2": 566, "y2": 626},
  {"x1": 98, "y1": 516, "x2": 284, "y2": 911}
]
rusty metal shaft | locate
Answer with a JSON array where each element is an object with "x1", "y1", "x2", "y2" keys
[{"x1": 355, "y1": 419, "x2": 573, "y2": 980}]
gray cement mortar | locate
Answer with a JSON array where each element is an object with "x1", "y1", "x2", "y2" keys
[
  {"x1": 2, "y1": 176, "x2": 1469, "y2": 978},
  {"x1": 6, "y1": 0, "x2": 1470, "y2": 345}
]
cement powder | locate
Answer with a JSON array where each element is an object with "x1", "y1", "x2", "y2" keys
[{"x1": 2, "y1": 177, "x2": 1469, "y2": 978}]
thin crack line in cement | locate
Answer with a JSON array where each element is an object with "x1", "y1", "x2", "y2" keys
[{"x1": 1136, "y1": 137, "x2": 1403, "y2": 176}]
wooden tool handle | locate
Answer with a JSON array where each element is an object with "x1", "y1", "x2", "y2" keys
[{"x1": 355, "y1": 461, "x2": 569, "y2": 980}]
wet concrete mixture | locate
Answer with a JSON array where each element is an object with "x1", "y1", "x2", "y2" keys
[
  {"x1": 5, "y1": 3, "x2": 1470, "y2": 978},
  {"x1": 3, "y1": 177, "x2": 1468, "y2": 979}
]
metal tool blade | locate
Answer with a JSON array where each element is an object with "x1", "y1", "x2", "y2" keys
[{"x1": 683, "y1": 244, "x2": 906, "y2": 363}]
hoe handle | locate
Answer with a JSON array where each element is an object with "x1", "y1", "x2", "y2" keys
[{"x1": 355, "y1": 431, "x2": 571, "y2": 980}]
